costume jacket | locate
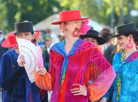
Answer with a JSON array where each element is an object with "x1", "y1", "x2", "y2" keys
[
  {"x1": 104, "y1": 51, "x2": 138, "y2": 102},
  {"x1": 34, "y1": 39, "x2": 116, "y2": 102},
  {"x1": 0, "y1": 49, "x2": 41, "y2": 102}
]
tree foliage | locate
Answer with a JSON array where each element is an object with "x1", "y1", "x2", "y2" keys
[
  {"x1": 0, "y1": 0, "x2": 61, "y2": 31},
  {"x1": 0, "y1": 0, "x2": 7, "y2": 31},
  {"x1": 0, "y1": 0, "x2": 138, "y2": 31},
  {"x1": 58, "y1": 0, "x2": 138, "y2": 28}
]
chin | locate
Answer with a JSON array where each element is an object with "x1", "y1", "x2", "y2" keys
[
  {"x1": 61, "y1": 33, "x2": 68, "y2": 37},
  {"x1": 120, "y1": 47, "x2": 125, "y2": 51}
]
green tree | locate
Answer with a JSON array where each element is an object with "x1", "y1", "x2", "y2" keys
[
  {"x1": 0, "y1": 0, "x2": 7, "y2": 32},
  {"x1": 1, "y1": 0, "x2": 138, "y2": 31},
  {"x1": 1, "y1": 0, "x2": 61, "y2": 31},
  {"x1": 58, "y1": 0, "x2": 138, "y2": 28}
]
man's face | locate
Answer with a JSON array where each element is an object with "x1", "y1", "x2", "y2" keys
[
  {"x1": 83, "y1": 37, "x2": 98, "y2": 46},
  {"x1": 15, "y1": 32, "x2": 34, "y2": 41}
]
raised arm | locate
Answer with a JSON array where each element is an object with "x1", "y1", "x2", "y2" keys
[{"x1": 34, "y1": 50, "x2": 55, "y2": 91}]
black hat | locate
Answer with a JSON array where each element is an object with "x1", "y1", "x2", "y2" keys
[
  {"x1": 15, "y1": 21, "x2": 34, "y2": 34},
  {"x1": 111, "y1": 23, "x2": 138, "y2": 37},
  {"x1": 80, "y1": 29, "x2": 106, "y2": 45}
]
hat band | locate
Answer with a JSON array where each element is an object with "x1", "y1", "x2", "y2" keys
[{"x1": 59, "y1": 17, "x2": 83, "y2": 22}]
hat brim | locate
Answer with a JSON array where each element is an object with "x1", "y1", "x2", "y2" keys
[
  {"x1": 108, "y1": 31, "x2": 138, "y2": 38},
  {"x1": 1, "y1": 40, "x2": 14, "y2": 48},
  {"x1": 80, "y1": 35, "x2": 106, "y2": 45},
  {"x1": 51, "y1": 17, "x2": 89, "y2": 25},
  {"x1": 15, "y1": 31, "x2": 37, "y2": 34}
]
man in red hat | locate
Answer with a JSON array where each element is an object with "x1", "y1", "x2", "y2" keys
[
  {"x1": 1, "y1": 31, "x2": 17, "y2": 49},
  {"x1": 0, "y1": 21, "x2": 47, "y2": 102}
]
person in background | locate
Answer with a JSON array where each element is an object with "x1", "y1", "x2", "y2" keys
[
  {"x1": 100, "y1": 29, "x2": 116, "y2": 102},
  {"x1": 29, "y1": 10, "x2": 116, "y2": 102},
  {"x1": 0, "y1": 21, "x2": 47, "y2": 102},
  {"x1": 101, "y1": 32, "x2": 114, "y2": 53},
  {"x1": 100, "y1": 28, "x2": 110, "y2": 36},
  {"x1": 42, "y1": 35, "x2": 52, "y2": 102},
  {"x1": 46, "y1": 28, "x2": 59, "y2": 47},
  {"x1": 80, "y1": 29, "x2": 105, "y2": 54},
  {"x1": 1, "y1": 31, "x2": 16, "y2": 49},
  {"x1": 58, "y1": 35, "x2": 65, "y2": 42},
  {"x1": 0, "y1": 31, "x2": 8, "y2": 59},
  {"x1": 43, "y1": 35, "x2": 52, "y2": 70},
  {"x1": 40, "y1": 30, "x2": 47, "y2": 41},
  {"x1": 33, "y1": 29, "x2": 49, "y2": 102},
  {"x1": 0, "y1": 31, "x2": 8, "y2": 93},
  {"x1": 0, "y1": 32, "x2": 14, "y2": 101},
  {"x1": 35, "y1": 30, "x2": 45, "y2": 48},
  {"x1": 101, "y1": 23, "x2": 138, "y2": 102},
  {"x1": 101, "y1": 32, "x2": 117, "y2": 65},
  {"x1": 0, "y1": 32, "x2": 18, "y2": 102}
]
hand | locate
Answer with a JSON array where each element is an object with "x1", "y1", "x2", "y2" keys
[
  {"x1": 70, "y1": 84, "x2": 87, "y2": 96},
  {"x1": 100, "y1": 97, "x2": 107, "y2": 102},
  {"x1": 17, "y1": 55, "x2": 25, "y2": 67},
  {"x1": 36, "y1": 67, "x2": 47, "y2": 76}
]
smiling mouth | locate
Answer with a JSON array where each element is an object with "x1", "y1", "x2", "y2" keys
[{"x1": 61, "y1": 29, "x2": 66, "y2": 33}]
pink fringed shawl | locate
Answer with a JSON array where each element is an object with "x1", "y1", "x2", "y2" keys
[{"x1": 34, "y1": 39, "x2": 116, "y2": 102}]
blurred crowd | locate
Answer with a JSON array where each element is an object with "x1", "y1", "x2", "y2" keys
[
  {"x1": 0, "y1": 10, "x2": 138, "y2": 102},
  {"x1": 0, "y1": 26, "x2": 117, "y2": 102}
]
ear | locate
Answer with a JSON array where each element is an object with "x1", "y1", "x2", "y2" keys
[
  {"x1": 129, "y1": 34, "x2": 133, "y2": 40},
  {"x1": 32, "y1": 33, "x2": 36, "y2": 39},
  {"x1": 76, "y1": 22, "x2": 82, "y2": 31},
  {"x1": 76, "y1": 22, "x2": 80, "y2": 27}
]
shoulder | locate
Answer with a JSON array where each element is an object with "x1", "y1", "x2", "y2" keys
[
  {"x1": 50, "y1": 42, "x2": 61, "y2": 53},
  {"x1": 105, "y1": 44, "x2": 114, "y2": 51},
  {"x1": 113, "y1": 52, "x2": 122, "y2": 59},
  {"x1": 112, "y1": 52, "x2": 122, "y2": 68},
  {"x1": 49, "y1": 42, "x2": 62, "y2": 56},
  {"x1": 1, "y1": 49, "x2": 15, "y2": 59},
  {"x1": 75, "y1": 40, "x2": 97, "y2": 52},
  {"x1": 0, "y1": 51, "x2": 11, "y2": 65}
]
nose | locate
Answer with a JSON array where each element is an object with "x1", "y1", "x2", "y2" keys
[{"x1": 18, "y1": 34, "x2": 23, "y2": 38}]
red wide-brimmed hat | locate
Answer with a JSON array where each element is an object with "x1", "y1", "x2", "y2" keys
[
  {"x1": 1, "y1": 31, "x2": 17, "y2": 48},
  {"x1": 51, "y1": 10, "x2": 89, "y2": 25},
  {"x1": 35, "y1": 30, "x2": 41, "y2": 38}
]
